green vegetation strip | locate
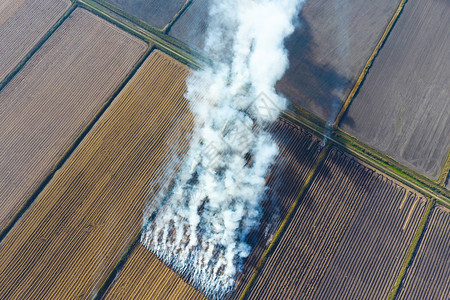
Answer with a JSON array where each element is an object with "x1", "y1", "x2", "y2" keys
[
  {"x1": 239, "y1": 144, "x2": 331, "y2": 300},
  {"x1": 438, "y1": 150, "x2": 450, "y2": 187},
  {"x1": 334, "y1": 0, "x2": 408, "y2": 127},
  {"x1": 88, "y1": 0, "x2": 163, "y2": 33},
  {"x1": 283, "y1": 109, "x2": 450, "y2": 206},
  {"x1": 0, "y1": 4, "x2": 77, "y2": 92},
  {"x1": 387, "y1": 198, "x2": 434, "y2": 300}
]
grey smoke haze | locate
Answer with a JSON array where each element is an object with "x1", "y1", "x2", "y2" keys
[{"x1": 141, "y1": 0, "x2": 304, "y2": 297}]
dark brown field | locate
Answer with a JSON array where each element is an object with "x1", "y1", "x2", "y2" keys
[
  {"x1": 99, "y1": 0, "x2": 186, "y2": 29},
  {"x1": 170, "y1": 0, "x2": 401, "y2": 122},
  {"x1": 248, "y1": 149, "x2": 427, "y2": 299},
  {"x1": 0, "y1": 8, "x2": 146, "y2": 235},
  {"x1": 341, "y1": 0, "x2": 450, "y2": 179},
  {"x1": 169, "y1": 0, "x2": 209, "y2": 50},
  {"x1": 0, "y1": 51, "x2": 192, "y2": 299},
  {"x1": 397, "y1": 206, "x2": 450, "y2": 299},
  {"x1": 0, "y1": 0, "x2": 71, "y2": 81}
]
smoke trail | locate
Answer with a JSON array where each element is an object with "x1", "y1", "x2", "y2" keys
[{"x1": 141, "y1": 0, "x2": 304, "y2": 297}]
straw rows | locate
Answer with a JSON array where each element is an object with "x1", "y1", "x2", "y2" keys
[
  {"x1": 249, "y1": 149, "x2": 427, "y2": 299},
  {"x1": 0, "y1": 0, "x2": 71, "y2": 81},
  {"x1": 0, "y1": 50, "x2": 193, "y2": 299},
  {"x1": 0, "y1": 8, "x2": 146, "y2": 235}
]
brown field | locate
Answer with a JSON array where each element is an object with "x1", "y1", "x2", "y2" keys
[
  {"x1": 248, "y1": 149, "x2": 427, "y2": 299},
  {"x1": 227, "y1": 118, "x2": 323, "y2": 299},
  {"x1": 170, "y1": 0, "x2": 401, "y2": 122},
  {"x1": 341, "y1": 0, "x2": 450, "y2": 179},
  {"x1": 0, "y1": 8, "x2": 146, "y2": 235},
  {"x1": 103, "y1": 244, "x2": 205, "y2": 299},
  {"x1": 397, "y1": 206, "x2": 450, "y2": 299},
  {"x1": 101, "y1": 117, "x2": 323, "y2": 299},
  {"x1": 0, "y1": 50, "x2": 193, "y2": 299},
  {"x1": 0, "y1": 0, "x2": 71, "y2": 81}
]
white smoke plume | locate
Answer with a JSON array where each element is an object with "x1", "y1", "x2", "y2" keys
[{"x1": 141, "y1": 0, "x2": 304, "y2": 298}]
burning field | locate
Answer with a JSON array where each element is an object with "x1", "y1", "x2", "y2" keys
[{"x1": 0, "y1": 0, "x2": 448, "y2": 299}]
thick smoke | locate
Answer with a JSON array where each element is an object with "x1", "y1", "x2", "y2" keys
[{"x1": 141, "y1": 0, "x2": 304, "y2": 297}]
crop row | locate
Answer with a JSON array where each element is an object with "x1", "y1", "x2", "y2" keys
[
  {"x1": 248, "y1": 149, "x2": 426, "y2": 299},
  {"x1": 0, "y1": 0, "x2": 71, "y2": 81},
  {"x1": 397, "y1": 206, "x2": 450, "y2": 299},
  {"x1": 0, "y1": 8, "x2": 146, "y2": 235},
  {"x1": 0, "y1": 50, "x2": 192, "y2": 299},
  {"x1": 103, "y1": 116, "x2": 324, "y2": 299}
]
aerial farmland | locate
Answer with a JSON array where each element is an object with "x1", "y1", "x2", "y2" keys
[
  {"x1": 0, "y1": 0, "x2": 71, "y2": 82},
  {"x1": 0, "y1": 8, "x2": 146, "y2": 236},
  {"x1": 397, "y1": 206, "x2": 450, "y2": 299},
  {"x1": 341, "y1": 0, "x2": 450, "y2": 180},
  {"x1": 0, "y1": 0, "x2": 448, "y2": 299}
]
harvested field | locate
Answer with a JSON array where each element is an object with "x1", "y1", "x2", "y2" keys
[
  {"x1": 0, "y1": 50, "x2": 192, "y2": 299},
  {"x1": 103, "y1": 117, "x2": 323, "y2": 299},
  {"x1": 248, "y1": 149, "x2": 427, "y2": 299},
  {"x1": 227, "y1": 117, "x2": 323, "y2": 299},
  {"x1": 397, "y1": 206, "x2": 450, "y2": 299},
  {"x1": 170, "y1": 0, "x2": 401, "y2": 121},
  {"x1": 169, "y1": 0, "x2": 209, "y2": 51},
  {"x1": 0, "y1": 0, "x2": 71, "y2": 82},
  {"x1": 0, "y1": 8, "x2": 146, "y2": 235},
  {"x1": 98, "y1": 0, "x2": 186, "y2": 29},
  {"x1": 103, "y1": 244, "x2": 205, "y2": 299},
  {"x1": 341, "y1": 0, "x2": 450, "y2": 179}
]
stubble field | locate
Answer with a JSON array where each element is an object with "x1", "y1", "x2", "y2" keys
[
  {"x1": 101, "y1": 117, "x2": 324, "y2": 299},
  {"x1": 170, "y1": 0, "x2": 402, "y2": 122},
  {"x1": 0, "y1": 0, "x2": 71, "y2": 82},
  {"x1": 248, "y1": 149, "x2": 427, "y2": 299},
  {"x1": 397, "y1": 206, "x2": 450, "y2": 299},
  {"x1": 97, "y1": 0, "x2": 187, "y2": 29},
  {"x1": 341, "y1": 0, "x2": 450, "y2": 179},
  {"x1": 0, "y1": 50, "x2": 193, "y2": 299},
  {"x1": 0, "y1": 8, "x2": 146, "y2": 235}
]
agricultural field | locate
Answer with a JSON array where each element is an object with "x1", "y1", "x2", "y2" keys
[
  {"x1": 170, "y1": 0, "x2": 401, "y2": 122},
  {"x1": 103, "y1": 244, "x2": 205, "y2": 299},
  {"x1": 103, "y1": 116, "x2": 323, "y2": 299},
  {"x1": 341, "y1": 0, "x2": 450, "y2": 179},
  {"x1": 0, "y1": 51, "x2": 193, "y2": 299},
  {"x1": 0, "y1": 0, "x2": 71, "y2": 82},
  {"x1": 169, "y1": 0, "x2": 209, "y2": 51},
  {"x1": 397, "y1": 206, "x2": 450, "y2": 299},
  {"x1": 0, "y1": 8, "x2": 146, "y2": 235},
  {"x1": 248, "y1": 149, "x2": 427, "y2": 299},
  {"x1": 96, "y1": 0, "x2": 187, "y2": 30}
]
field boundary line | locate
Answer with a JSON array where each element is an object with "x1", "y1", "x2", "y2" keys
[
  {"x1": 387, "y1": 198, "x2": 434, "y2": 300},
  {"x1": 333, "y1": 0, "x2": 408, "y2": 127},
  {"x1": 77, "y1": 0, "x2": 207, "y2": 69},
  {"x1": 0, "y1": 3, "x2": 76, "y2": 93},
  {"x1": 163, "y1": 0, "x2": 193, "y2": 34},
  {"x1": 86, "y1": 0, "x2": 164, "y2": 33},
  {"x1": 0, "y1": 45, "x2": 154, "y2": 243},
  {"x1": 239, "y1": 144, "x2": 331, "y2": 300},
  {"x1": 437, "y1": 150, "x2": 450, "y2": 186}
]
